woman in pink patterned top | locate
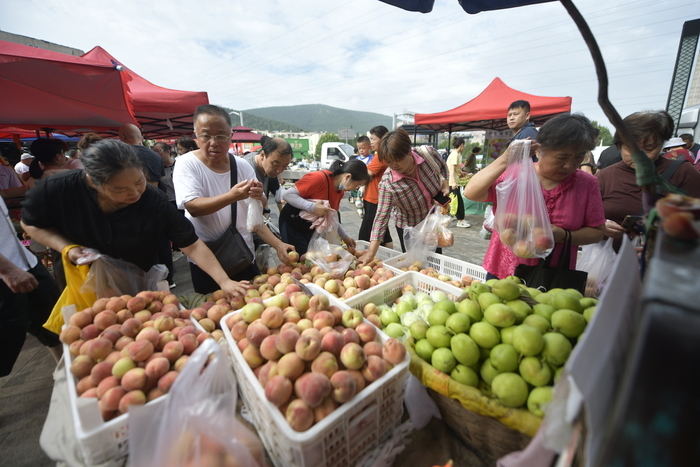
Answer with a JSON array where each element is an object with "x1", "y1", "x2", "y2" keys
[{"x1": 465, "y1": 114, "x2": 606, "y2": 279}]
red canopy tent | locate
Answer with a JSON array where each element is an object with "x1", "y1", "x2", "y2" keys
[
  {"x1": 81, "y1": 47, "x2": 209, "y2": 138},
  {"x1": 230, "y1": 126, "x2": 262, "y2": 154},
  {"x1": 0, "y1": 40, "x2": 137, "y2": 133},
  {"x1": 414, "y1": 77, "x2": 572, "y2": 132}
]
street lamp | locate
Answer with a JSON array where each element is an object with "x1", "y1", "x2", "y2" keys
[{"x1": 229, "y1": 110, "x2": 244, "y2": 127}]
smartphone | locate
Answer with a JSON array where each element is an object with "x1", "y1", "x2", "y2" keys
[
  {"x1": 433, "y1": 192, "x2": 451, "y2": 206},
  {"x1": 621, "y1": 215, "x2": 643, "y2": 232}
]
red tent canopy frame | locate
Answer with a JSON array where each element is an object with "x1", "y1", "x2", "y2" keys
[
  {"x1": 0, "y1": 40, "x2": 138, "y2": 133},
  {"x1": 414, "y1": 77, "x2": 572, "y2": 132},
  {"x1": 81, "y1": 47, "x2": 209, "y2": 139}
]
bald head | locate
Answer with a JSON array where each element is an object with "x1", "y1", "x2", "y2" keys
[{"x1": 119, "y1": 123, "x2": 144, "y2": 145}]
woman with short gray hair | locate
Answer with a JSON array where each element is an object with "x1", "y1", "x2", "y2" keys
[{"x1": 21, "y1": 139, "x2": 248, "y2": 300}]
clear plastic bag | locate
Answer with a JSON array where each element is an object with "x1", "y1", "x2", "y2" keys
[
  {"x1": 577, "y1": 237, "x2": 617, "y2": 297},
  {"x1": 404, "y1": 205, "x2": 453, "y2": 263},
  {"x1": 246, "y1": 198, "x2": 264, "y2": 232},
  {"x1": 129, "y1": 339, "x2": 266, "y2": 467},
  {"x1": 305, "y1": 213, "x2": 354, "y2": 278},
  {"x1": 494, "y1": 140, "x2": 554, "y2": 258},
  {"x1": 79, "y1": 253, "x2": 168, "y2": 298}
]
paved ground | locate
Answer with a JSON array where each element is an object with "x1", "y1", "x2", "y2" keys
[{"x1": 0, "y1": 197, "x2": 490, "y2": 466}]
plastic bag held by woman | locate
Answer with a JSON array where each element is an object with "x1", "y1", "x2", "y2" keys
[
  {"x1": 79, "y1": 252, "x2": 168, "y2": 298},
  {"x1": 494, "y1": 140, "x2": 554, "y2": 258},
  {"x1": 129, "y1": 339, "x2": 266, "y2": 467},
  {"x1": 305, "y1": 211, "x2": 354, "y2": 278},
  {"x1": 404, "y1": 205, "x2": 453, "y2": 263}
]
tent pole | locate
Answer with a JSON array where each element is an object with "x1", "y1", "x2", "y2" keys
[{"x1": 560, "y1": 0, "x2": 672, "y2": 193}]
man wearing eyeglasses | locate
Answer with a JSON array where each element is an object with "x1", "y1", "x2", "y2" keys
[{"x1": 173, "y1": 105, "x2": 295, "y2": 293}]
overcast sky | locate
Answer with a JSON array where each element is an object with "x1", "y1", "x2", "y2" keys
[{"x1": 2, "y1": 0, "x2": 700, "y2": 131}]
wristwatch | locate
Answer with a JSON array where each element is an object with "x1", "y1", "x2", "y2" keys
[{"x1": 263, "y1": 208, "x2": 271, "y2": 214}]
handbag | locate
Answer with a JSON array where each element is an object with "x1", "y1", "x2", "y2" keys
[
  {"x1": 203, "y1": 156, "x2": 254, "y2": 277},
  {"x1": 513, "y1": 230, "x2": 588, "y2": 294}
]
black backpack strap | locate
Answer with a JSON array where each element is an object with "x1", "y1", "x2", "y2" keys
[
  {"x1": 229, "y1": 155, "x2": 238, "y2": 219},
  {"x1": 655, "y1": 158, "x2": 685, "y2": 195}
]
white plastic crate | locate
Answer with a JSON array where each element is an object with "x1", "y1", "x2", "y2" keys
[
  {"x1": 354, "y1": 240, "x2": 403, "y2": 262},
  {"x1": 220, "y1": 285, "x2": 409, "y2": 467},
  {"x1": 61, "y1": 305, "x2": 166, "y2": 466},
  {"x1": 344, "y1": 271, "x2": 464, "y2": 311},
  {"x1": 383, "y1": 252, "x2": 487, "y2": 281}
]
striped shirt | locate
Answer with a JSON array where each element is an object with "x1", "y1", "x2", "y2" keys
[{"x1": 370, "y1": 146, "x2": 448, "y2": 242}]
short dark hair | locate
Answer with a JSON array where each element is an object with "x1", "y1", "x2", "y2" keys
[
  {"x1": 613, "y1": 111, "x2": 673, "y2": 150},
  {"x1": 508, "y1": 100, "x2": 531, "y2": 113},
  {"x1": 679, "y1": 133, "x2": 694, "y2": 142},
  {"x1": 175, "y1": 136, "x2": 198, "y2": 152},
  {"x1": 28, "y1": 138, "x2": 68, "y2": 179},
  {"x1": 377, "y1": 129, "x2": 412, "y2": 163},
  {"x1": 260, "y1": 135, "x2": 293, "y2": 159},
  {"x1": 453, "y1": 137, "x2": 465, "y2": 148},
  {"x1": 193, "y1": 104, "x2": 231, "y2": 126},
  {"x1": 153, "y1": 142, "x2": 171, "y2": 153},
  {"x1": 328, "y1": 159, "x2": 371, "y2": 182},
  {"x1": 369, "y1": 125, "x2": 389, "y2": 139},
  {"x1": 536, "y1": 113, "x2": 597, "y2": 152},
  {"x1": 356, "y1": 135, "x2": 370, "y2": 145},
  {"x1": 472, "y1": 146, "x2": 481, "y2": 154},
  {"x1": 81, "y1": 140, "x2": 144, "y2": 186}
]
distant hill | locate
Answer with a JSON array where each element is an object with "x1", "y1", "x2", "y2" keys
[
  {"x1": 243, "y1": 104, "x2": 393, "y2": 134},
  {"x1": 220, "y1": 106, "x2": 303, "y2": 132}
]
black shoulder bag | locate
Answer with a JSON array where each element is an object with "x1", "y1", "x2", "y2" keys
[
  {"x1": 203, "y1": 156, "x2": 254, "y2": 276},
  {"x1": 513, "y1": 230, "x2": 588, "y2": 294}
]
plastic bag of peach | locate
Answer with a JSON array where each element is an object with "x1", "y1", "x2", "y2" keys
[{"x1": 129, "y1": 338, "x2": 267, "y2": 467}]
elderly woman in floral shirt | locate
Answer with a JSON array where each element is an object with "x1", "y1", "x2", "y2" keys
[{"x1": 359, "y1": 129, "x2": 449, "y2": 264}]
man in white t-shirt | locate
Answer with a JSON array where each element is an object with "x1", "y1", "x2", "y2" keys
[
  {"x1": 0, "y1": 199, "x2": 62, "y2": 375},
  {"x1": 14, "y1": 153, "x2": 33, "y2": 181},
  {"x1": 173, "y1": 105, "x2": 294, "y2": 294}
]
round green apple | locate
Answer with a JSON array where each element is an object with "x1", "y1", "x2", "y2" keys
[
  {"x1": 505, "y1": 299, "x2": 532, "y2": 323},
  {"x1": 457, "y1": 298, "x2": 482, "y2": 323},
  {"x1": 469, "y1": 322, "x2": 501, "y2": 349},
  {"x1": 450, "y1": 333, "x2": 480, "y2": 366},
  {"x1": 552, "y1": 291, "x2": 583, "y2": 313},
  {"x1": 477, "y1": 292, "x2": 502, "y2": 311},
  {"x1": 380, "y1": 309, "x2": 400, "y2": 326},
  {"x1": 500, "y1": 326, "x2": 517, "y2": 345},
  {"x1": 426, "y1": 325, "x2": 452, "y2": 348},
  {"x1": 433, "y1": 299, "x2": 457, "y2": 315},
  {"x1": 490, "y1": 343, "x2": 519, "y2": 372},
  {"x1": 484, "y1": 303, "x2": 516, "y2": 328},
  {"x1": 409, "y1": 321, "x2": 429, "y2": 340},
  {"x1": 551, "y1": 309, "x2": 586, "y2": 338},
  {"x1": 523, "y1": 314, "x2": 551, "y2": 334},
  {"x1": 527, "y1": 386, "x2": 553, "y2": 417},
  {"x1": 451, "y1": 364, "x2": 479, "y2": 387},
  {"x1": 415, "y1": 339, "x2": 435, "y2": 362},
  {"x1": 492, "y1": 372, "x2": 529, "y2": 408},
  {"x1": 541, "y1": 332, "x2": 572, "y2": 366},
  {"x1": 480, "y1": 358, "x2": 502, "y2": 386},
  {"x1": 427, "y1": 309, "x2": 450, "y2": 327},
  {"x1": 533, "y1": 303, "x2": 556, "y2": 321},
  {"x1": 384, "y1": 323, "x2": 405, "y2": 338},
  {"x1": 512, "y1": 324, "x2": 544, "y2": 357},
  {"x1": 491, "y1": 279, "x2": 522, "y2": 301},
  {"x1": 432, "y1": 347, "x2": 457, "y2": 374},
  {"x1": 446, "y1": 313, "x2": 470, "y2": 334},
  {"x1": 519, "y1": 356, "x2": 552, "y2": 387}
]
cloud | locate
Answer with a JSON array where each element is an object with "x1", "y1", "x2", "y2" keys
[{"x1": 1, "y1": 0, "x2": 699, "y2": 130}]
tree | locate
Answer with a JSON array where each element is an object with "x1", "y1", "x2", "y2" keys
[
  {"x1": 314, "y1": 133, "x2": 339, "y2": 159},
  {"x1": 591, "y1": 121, "x2": 613, "y2": 146}
]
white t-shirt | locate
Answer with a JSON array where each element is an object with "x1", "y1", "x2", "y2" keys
[
  {"x1": 15, "y1": 161, "x2": 30, "y2": 175},
  {"x1": 1, "y1": 199, "x2": 37, "y2": 272},
  {"x1": 173, "y1": 151, "x2": 255, "y2": 256}
]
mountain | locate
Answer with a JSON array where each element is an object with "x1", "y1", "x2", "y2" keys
[
  {"x1": 243, "y1": 104, "x2": 393, "y2": 134},
  {"x1": 220, "y1": 106, "x2": 303, "y2": 132}
]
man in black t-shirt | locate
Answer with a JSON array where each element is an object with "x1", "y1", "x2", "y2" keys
[{"x1": 118, "y1": 124, "x2": 165, "y2": 188}]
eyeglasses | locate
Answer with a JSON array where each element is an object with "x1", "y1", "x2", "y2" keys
[{"x1": 195, "y1": 134, "x2": 231, "y2": 143}]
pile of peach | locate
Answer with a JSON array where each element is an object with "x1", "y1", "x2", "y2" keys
[
  {"x1": 226, "y1": 294, "x2": 406, "y2": 432},
  {"x1": 59, "y1": 290, "x2": 210, "y2": 422}
]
